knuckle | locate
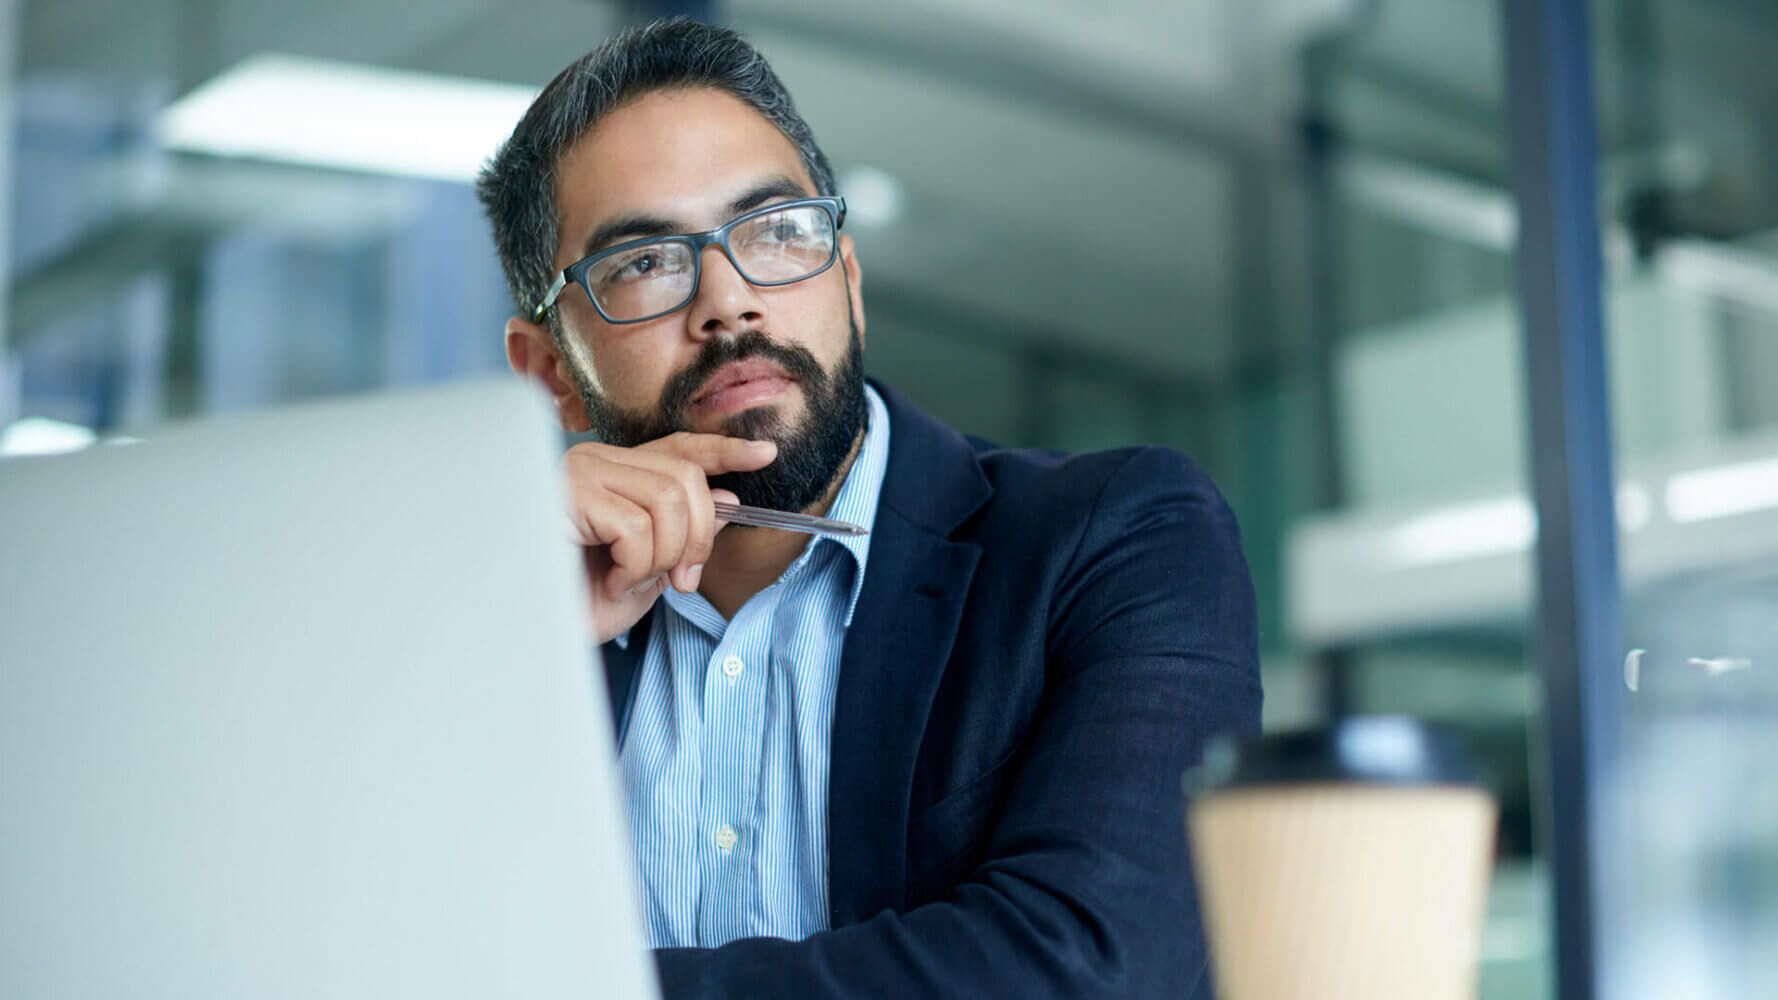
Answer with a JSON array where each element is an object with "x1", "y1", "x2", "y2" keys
[
  {"x1": 564, "y1": 441, "x2": 605, "y2": 464},
  {"x1": 563, "y1": 445, "x2": 611, "y2": 481},
  {"x1": 615, "y1": 508, "x2": 650, "y2": 541},
  {"x1": 653, "y1": 479, "x2": 688, "y2": 513}
]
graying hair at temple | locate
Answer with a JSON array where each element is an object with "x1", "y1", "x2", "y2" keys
[{"x1": 474, "y1": 17, "x2": 838, "y2": 335}]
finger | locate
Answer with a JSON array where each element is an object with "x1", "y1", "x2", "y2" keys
[
  {"x1": 594, "y1": 462, "x2": 691, "y2": 584},
  {"x1": 600, "y1": 570, "x2": 664, "y2": 620},
  {"x1": 640, "y1": 432, "x2": 777, "y2": 476},
  {"x1": 574, "y1": 493, "x2": 656, "y2": 598},
  {"x1": 606, "y1": 570, "x2": 666, "y2": 606},
  {"x1": 565, "y1": 436, "x2": 768, "y2": 479},
  {"x1": 585, "y1": 544, "x2": 666, "y2": 642},
  {"x1": 592, "y1": 557, "x2": 665, "y2": 620},
  {"x1": 672, "y1": 483, "x2": 743, "y2": 590},
  {"x1": 563, "y1": 446, "x2": 706, "y2": 593},
  {"x1": 622, "y1": 453, "x2": 716, "y2": 591},
  {"x1": 673, "y1": 465, "x2": 714, "y2": 591},
  {"x1": 669, "y1": 561, "x2": 702, "y2": 594}
]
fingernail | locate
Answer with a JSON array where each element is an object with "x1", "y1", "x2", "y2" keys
[
  {"x1": 627, "y1": 576, "x2": 663, "y2": 597},
  {"x1": 749, "y1": 439, "x2": 777, "y2": 452},
  {"x1": 688, "y1": 563, "x2": 704, "y2": 591}
]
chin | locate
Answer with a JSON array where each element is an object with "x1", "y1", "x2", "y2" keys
[{"x1": 716, "y1": 404, "x2": 789, "y2": 441}]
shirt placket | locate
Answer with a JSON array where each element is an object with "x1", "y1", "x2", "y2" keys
[{"x1": 695, "y1": 596, "x2": 773, "y2": 946}]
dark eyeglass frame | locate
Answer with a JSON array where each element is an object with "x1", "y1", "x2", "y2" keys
[{"x1": 531, "y1": 195, "x2": 848, "y2": 324}]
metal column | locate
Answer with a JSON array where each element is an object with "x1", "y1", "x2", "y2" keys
[
  {"x1": 1300, "y1": 38, "x2": 1358, "y2": 719},
  {"x1": 1501, "y1": 1, "x2": 1628, "y2": 998}
]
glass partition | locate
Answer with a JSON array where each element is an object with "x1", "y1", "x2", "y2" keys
[{"x1": 1592, "y1": 2, "x2": 1778, "y2": 993}]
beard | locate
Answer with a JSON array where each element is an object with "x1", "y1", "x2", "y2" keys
[{"x1": 571, "y1": 316, "x2": 867, "y2": 514}]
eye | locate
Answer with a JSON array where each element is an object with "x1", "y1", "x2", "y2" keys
[
  {"x1": 597, "y1": 245, "x2": 685, "y2": 288},
  {"x1": 740, "y1": 212, "x2": 814, "y2": 247},
  {"x1": 621, "y1": 251, "x2": 663, "y2": 277},
  {"x1": 768, "y1": 219, "x2": 808, "y2": 241}
]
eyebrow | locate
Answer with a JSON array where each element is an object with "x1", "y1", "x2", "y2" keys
[{"x1": 578, "y1": 175, "x2": 813, "y2": 258}]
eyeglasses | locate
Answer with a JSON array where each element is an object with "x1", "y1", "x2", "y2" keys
[{"x1": 532, "y1": 196, "x2": 847, "y2": 324}]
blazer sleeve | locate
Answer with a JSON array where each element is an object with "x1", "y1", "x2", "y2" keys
[{"x1": 652, "y1": 446, "x2": 1264, "y2": 998}]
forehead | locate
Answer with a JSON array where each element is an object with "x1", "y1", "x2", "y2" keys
[{"x1": 553, "y1": 87, "x2": 815, "y2": 263}]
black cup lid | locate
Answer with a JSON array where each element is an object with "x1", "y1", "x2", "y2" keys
[{"x1": 1184, "y1": 716, "x2": 1481, "y2": 796}]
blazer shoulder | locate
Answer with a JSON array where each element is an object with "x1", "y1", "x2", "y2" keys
[
  {"x1": 966, "y1": 441, "x2": 1257, "y2": 679},
  {"x1": 953, "y1": 443, "x2": 1240, "y2": 584},
  {"x1": 969, "y1": 441, "x2": 1228, "y2": 519}
]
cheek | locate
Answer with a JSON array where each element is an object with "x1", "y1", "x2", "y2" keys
[
  {"x1": 819, "y1": 288, "x2": 861, "y2": 369},
  {"x1": 767, "y1": 281, "x2": 855, "y2": 367},
  {"x1": 583, "y1": 328, "x2": 687, "y2": 409}
]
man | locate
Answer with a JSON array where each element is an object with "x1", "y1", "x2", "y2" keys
[{"x1": 476, "y1": 18, "x2": 1260, "y2": 998}]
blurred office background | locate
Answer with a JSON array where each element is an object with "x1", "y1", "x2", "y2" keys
[{"x1": 4, "y1": 1, "x2": 1775, "y2": 996}]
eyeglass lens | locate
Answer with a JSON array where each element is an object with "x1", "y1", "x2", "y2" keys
[{"x1": 586, "y1": 203, "x2": 837, "y2": 321}]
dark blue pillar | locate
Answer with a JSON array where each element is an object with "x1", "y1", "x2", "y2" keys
[{"x1": 1501, "y1": 1, "x2": 1628, "y2": 998}]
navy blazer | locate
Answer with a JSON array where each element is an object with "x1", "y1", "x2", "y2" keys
[{"x1": 600, "y1": 380, "x2": 1262, "y2": 998}]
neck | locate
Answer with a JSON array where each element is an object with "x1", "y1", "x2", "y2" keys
[{"x1": 698, "y1": 428, "x2": 866, "y2": 620}]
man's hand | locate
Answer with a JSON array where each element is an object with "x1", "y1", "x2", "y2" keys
[{"x1": 564, "y1": 432, "x2": 778, "y2": 643}]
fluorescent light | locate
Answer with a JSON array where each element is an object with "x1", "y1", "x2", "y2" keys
[
  {"x1": 1, "y1": 417, "x2": 97, "y2": 458},
  {"x1": 156, "y1": 54, "x2": 537, "y2": 183},
  {"x1": 1387, "y1": 496, "x2": 1536, "y2": 566},
  {"x1": 1665, "y1": 456, "x2": 1778, "y2": 523}
]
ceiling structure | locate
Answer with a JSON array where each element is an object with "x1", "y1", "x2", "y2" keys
[{"x1": 11, "y1": 0, "x2": 1778, "y2": 391}]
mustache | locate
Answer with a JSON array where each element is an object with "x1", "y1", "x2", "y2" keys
[{"x1": 658, "y1": 330, "x2": 827, "y2": 428}]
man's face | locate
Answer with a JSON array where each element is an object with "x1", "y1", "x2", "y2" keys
[{"x1": 543, "y1": 87, "x2": 867, "y2": 511}]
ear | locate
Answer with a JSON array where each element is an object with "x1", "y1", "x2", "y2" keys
[
  {"x1": 839, "y1": 234, "x2": 865, "y2": 344},
  {"x1": 505, "y1": 315, "x2": 593, "y2": 434}
]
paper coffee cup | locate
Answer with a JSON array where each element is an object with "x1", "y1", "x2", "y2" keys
[{"x1": 1185, "y1": 717, "x2": 1497, "y2": 1000}]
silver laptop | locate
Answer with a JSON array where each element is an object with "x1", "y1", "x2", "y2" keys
[{"x1": 0, "y1": 379, "x2": 658, "y2": 999}]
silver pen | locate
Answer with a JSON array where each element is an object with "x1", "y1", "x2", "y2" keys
[{"x1": 713, "y1": 500, "x2": 868, "y2": 537}]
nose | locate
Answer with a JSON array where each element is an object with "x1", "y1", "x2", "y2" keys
[{"x1": 684, "y1": 244, "x2": 767, "y2": 341}]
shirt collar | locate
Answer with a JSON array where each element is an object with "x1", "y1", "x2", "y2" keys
[
  {"x1": 611, "y1": 383, "x2": 891, "y2": 647},
  {"x1": 823, "y1": 383, "x2": 891, "y2": 627}
]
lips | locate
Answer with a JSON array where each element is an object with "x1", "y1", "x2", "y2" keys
[{"x1": 691, "y1": 359, "x2": 794, "y2": 408}]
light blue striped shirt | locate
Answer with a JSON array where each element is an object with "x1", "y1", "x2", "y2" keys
[{"x1": 614, "y1": 385, "x2": 890, "y2": 949}]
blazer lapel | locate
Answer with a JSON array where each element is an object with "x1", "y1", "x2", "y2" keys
[{"x1": 827, "y1": 382, "x2": 990, "y2": 924}]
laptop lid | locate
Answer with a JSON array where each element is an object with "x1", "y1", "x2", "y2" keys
[{"x1": 0, "y1": 379, "x2": 657, "y2": 999}]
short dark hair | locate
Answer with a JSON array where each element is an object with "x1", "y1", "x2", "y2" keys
[{"x1": 475, "y1": 18, "x2": 837, "y2": 324}]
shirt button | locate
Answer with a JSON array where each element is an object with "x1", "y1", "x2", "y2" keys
[
  {"x1": 715, "y1": 824, "x2": 738, "y2": 853},
  {"x1": 722, "y1": 655, "x2": 744, "y2": 679}
]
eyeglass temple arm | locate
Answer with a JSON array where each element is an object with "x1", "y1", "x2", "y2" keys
[{"x1": 532, "y1": 272, "x2": 568, "y2": 322}]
